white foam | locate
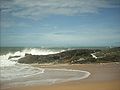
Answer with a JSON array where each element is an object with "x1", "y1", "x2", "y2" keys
[
  {"x1": 91, "y1": 53, "x2": 98, "y2": 59},
  {"x1": 22, "y1": 67, "x2": 45, "y2": 78},
  {"x1": 1, "y1": 65, "x2": 45, "y2": 81},
  {"x1": 0, "y1": 53, "x2": 17, "y2": 67},
  {"x1": 1, "y1": 67, "x2": 90, "y2": 89},
  {"x1": 22, "y1": 48, "x2": 60, "y2": 55},
  {"x1": 46, "y1": 68, "x2": 91, "y2": 81},
  {"x1": 0, "y1": 48, "x2": 63, "y2": 67}
]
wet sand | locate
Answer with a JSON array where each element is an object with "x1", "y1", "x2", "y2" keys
[{"x1": 4, "y1": 62, "x2": 120, "y2": 90}]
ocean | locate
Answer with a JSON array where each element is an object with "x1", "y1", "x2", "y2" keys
[{"x1": 1, "y1": 47, "x2": 106, "y2": 89}]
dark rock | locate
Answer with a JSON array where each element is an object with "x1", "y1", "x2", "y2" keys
[
  {"x1": 8, "y1": 55, "x2": 21, "y2": 59},
  {"x1": 18, "y1": 47, "x2": 120, "y2": 64},
  {"x1": 18, "y1": 49, "x2": 99, "y2": 64},
  {"x1": 25, "y1": 53, "x2": 32, "y2": 56}
]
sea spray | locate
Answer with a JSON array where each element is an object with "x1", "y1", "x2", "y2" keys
[{"x1": 0, "y1": 48, "x2": 64, "y2": 67}]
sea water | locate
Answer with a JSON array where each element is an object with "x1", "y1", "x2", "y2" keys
[{"x1": 0, "y1": 47, "x2": 90, "y2": 89}]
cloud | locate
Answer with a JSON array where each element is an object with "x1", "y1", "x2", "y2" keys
[
  {"x1": 1, "y1": 0, "x2": 120, "y2": 20},
  {"x1": 1, "y1": 20, "x2": 31, "y2": 29}
]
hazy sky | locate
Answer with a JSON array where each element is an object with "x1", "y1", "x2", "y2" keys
[{"x1": 1, "y1": 0, "x2": 120, "y2": 47}]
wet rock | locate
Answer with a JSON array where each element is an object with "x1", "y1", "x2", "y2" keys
[
  {"x1": 8, "y1": 56, "x2": 21, "y2": 59},
  {"x1": 18, "y1": 47, "x2": 120, "y2": 64},
  {"x1": 25, "y1": 53, "x2": 32, "y2": 56},
  {"x1": 18, "y1": 49, "x2": 98, "y2": 64}
]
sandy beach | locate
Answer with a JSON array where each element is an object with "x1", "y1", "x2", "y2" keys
[
  {"x1": 4, "y1": 62, "x2": 120, "y2": 90},
  {"x1": 1, "y1": 0, "x2": 120, "y2": 89}
]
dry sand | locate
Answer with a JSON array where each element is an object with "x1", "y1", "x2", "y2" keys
[{"x1": 3, "y1": 62, "x2": 120, "y2": 90}]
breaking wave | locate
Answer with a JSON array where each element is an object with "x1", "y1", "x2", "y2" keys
[{"x1": 0, "y1": 48, "x2": 65, "y2": 67}]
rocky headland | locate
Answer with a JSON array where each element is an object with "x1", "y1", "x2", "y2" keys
[{"x1": 17, "y1": 47, "x2": 120, "y2": 64}]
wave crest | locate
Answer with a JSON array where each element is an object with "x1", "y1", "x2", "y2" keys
[{"x1": 0, "y1": 48, "x2": 64, "y2": 67}]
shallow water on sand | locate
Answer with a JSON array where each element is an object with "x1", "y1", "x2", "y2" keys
[{"x1": 1, "y1": 64, "x2": 90, "y2": 89}]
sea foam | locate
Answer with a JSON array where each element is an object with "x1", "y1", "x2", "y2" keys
[{"x1": 0, "y1": 48, "x2": 63, "y2": 67}]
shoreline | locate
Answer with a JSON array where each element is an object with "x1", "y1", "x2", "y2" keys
[{"x1": 3, "y1": 62, "x2": 120, "y2": 90}]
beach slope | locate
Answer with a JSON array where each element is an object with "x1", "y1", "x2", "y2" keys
[{"x1": 5, "y1": 62, "x2": 120, "y2": 90}]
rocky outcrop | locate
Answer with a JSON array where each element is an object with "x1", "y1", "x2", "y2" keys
[
  {"x1": 94, "y1": 47, "x2": 120, "y2": 63},
  {"x1": 18, "y1": 47, "x2": 120, "y2": 64},
  {"x1": 18, "y1": 49, "x2": 100, "y2": 64},
  {"x1": 8, "y1": 55, "x2": 21, "y2": 59}
]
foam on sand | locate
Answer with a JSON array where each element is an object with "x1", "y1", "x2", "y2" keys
[{"x1": 1, "y1": 66, "x2": 90, "y2": 89}]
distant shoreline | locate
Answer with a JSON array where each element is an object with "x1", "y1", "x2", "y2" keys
[{"x1": 0, "y1": 46, "x2": 113, "y2": 49}]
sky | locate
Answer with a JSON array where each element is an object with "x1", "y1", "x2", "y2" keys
[{"x1": 0, "y1": 0, "x2": 120, "y2": 47}]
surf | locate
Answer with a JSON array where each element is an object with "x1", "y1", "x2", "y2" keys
[{"x1": 0, "y1": 47, "x2": 90, "y2": 89}]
